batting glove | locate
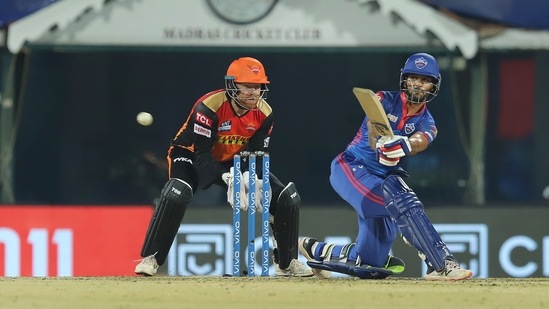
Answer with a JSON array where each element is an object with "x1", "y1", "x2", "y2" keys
[
  {"x1": 376, "y1": 135, "x2": 412, "y2": 159},
  {"x1": 377, "y1": 151, "x2": 400, "y2": 166}
]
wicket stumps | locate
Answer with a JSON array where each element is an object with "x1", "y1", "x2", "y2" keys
[{"x1": 232, "y1": 151, "x2": 270, "y2": 277}]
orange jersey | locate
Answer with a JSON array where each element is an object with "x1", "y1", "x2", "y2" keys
[{"x1": 170, "y1": 89, "x2": 273, "y2": 176}]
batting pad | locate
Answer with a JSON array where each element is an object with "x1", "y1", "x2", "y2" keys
[{"x1": 382, "y1": 175, "x2": 449, "y2": 271}]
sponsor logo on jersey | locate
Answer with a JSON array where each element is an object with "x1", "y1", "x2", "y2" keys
[
  {"x1": 194, "y1": 124, "x2": 211, "y2": 137},
  {"x1": 219, "y1": 121, "x2": 231, "y2": 132},
  {"x1": 263, "y1": 136, "x2": 270, "y2": 148},
  {"x1": 404, "y1": 123, "x2": 415, "y2": 135},
  {"x1": 195, "y1": 111, "x2": 212, "y2": 127},
  {"x1": 218, "y1": 135, "x2": 248, "y2": 145},
  {"x1": 387, "y1": 114, "x2": 397, "y2": 123},
  {"x1": 173, "y1": 156, "x2": 193, "y2": 164}
]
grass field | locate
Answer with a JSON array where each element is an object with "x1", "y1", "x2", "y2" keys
[{"x1": 1, "y1": 276, "x2": 547, "y2": 309}]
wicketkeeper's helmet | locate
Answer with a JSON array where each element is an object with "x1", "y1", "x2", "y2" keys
[{"x1": 225, "y1": 57, "x2": 269, "y2": 109}]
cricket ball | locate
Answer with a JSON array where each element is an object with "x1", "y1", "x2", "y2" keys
[{"x1": 136, "y1": 112, "x2": 153, "y2": 126}]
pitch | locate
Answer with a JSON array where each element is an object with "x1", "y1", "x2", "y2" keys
[{"x1": 0, "y1": 276, "x2": 547, "y2": 308}]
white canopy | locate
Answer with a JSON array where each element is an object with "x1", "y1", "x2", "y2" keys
[{"x1": 4, "y1": 0, "x2": 549, "y2": 57}]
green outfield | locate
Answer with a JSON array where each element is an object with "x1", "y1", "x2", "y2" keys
[{"x1": 0, "y1": 276, "x2": 547, "y2": 309}]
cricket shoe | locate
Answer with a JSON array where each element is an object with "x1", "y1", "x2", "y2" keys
[
  {"x1": 425, "y1": 258, "x2": 472, "y2": 281},
  {"x1": 274, "y1": 259, "x2": 314, "y2": 277},
  {"x1": 134, "y1": 253, "x2": 159, "y2": 276},
  {"x1": 298, "y1": 237, "x2": 332, "y2": 279}
]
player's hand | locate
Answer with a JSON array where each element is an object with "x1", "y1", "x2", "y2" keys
[
  {"x1": 376, "y1": 135, "x2": 412, "y2": 159},
  {"x1": 377, "y1": 151, "x2": 400, "y2": 166},
  {"x1": 222, "y1": 167, "x2": 248, "y2": 210}
]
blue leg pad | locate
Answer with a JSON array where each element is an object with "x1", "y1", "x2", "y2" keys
[{"x1": 383, "y1": 175, "x2": 450, "y2": 271}]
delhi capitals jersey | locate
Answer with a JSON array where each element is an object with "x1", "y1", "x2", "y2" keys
[{"x1": 344, "y1": 91, "x2": 438, "y2": 177}]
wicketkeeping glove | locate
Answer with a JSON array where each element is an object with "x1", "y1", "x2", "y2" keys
[
  {"x1": 242, "y1": 171, "x2": 272, "y2": 213},
  {"x1": 222, "y1": 167, "x2": 248, "y2": 210}
]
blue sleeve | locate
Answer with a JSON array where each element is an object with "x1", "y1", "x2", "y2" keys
[{"x1": 415, "y1": 112, "x2": 438, "y2": 144}]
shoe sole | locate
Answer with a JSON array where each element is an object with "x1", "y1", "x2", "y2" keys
[
  {"x1": 298, "y1": 238, "x2": 332, "y2": 279},
  {"x1": 310, "y1": 268, "x2": 331, "y2": 279},
  {"x1": 275, "y1": 258, "x2": 315, "y2": 277},
  {"x1": 425, "y1": 271, "x2": 473, "y2": 281},
  {"x1": 275, "y1": 272, "x2": 314, "y2": 277},
  {"x1": 135, "y1": 267, "x2": 157, "y2": 277}
]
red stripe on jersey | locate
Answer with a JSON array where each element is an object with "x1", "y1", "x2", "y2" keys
[{"x1": 337, "y1": 154, "x2": 385, "y2": 205}]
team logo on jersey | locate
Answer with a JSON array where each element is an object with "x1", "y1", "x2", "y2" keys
[
  {"x1": 404, "y1": 123, "x2": 415, "y2": 135},
  {"x1": 219, "y1": 121, "x2": 231, "y2": 132},
  {"x1": 263, "y1": 137, "x2": 270, "y2": 148},
  {"x1": 194, "y1": 124, "x2": 211, "y2": 137},
  {"x1": 415, "y1": 57, "x2": 428, "y2": 69},
  {"x1": 195, "y1": 111, "x2": 212, "y2": 127},
  {"x1": 246, "y1": 122, "x2": 256, "y2": 132}
]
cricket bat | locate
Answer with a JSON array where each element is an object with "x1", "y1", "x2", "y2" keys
[{"x1": 352, "y1": 87, "x2": 394, "y2": 138}]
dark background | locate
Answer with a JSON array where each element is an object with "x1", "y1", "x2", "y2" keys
[{"x1": 12, "y1": 48, "x2": 544, "y2": 207}]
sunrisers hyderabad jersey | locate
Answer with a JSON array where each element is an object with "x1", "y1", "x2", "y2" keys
[{"x1": 170, "y1": 89, "x2": 273, "y2": 171}]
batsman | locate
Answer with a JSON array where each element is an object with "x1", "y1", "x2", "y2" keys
[
  {"x1": 134, "y1": 57, "x2": 313, "y2": 277},
  {"x1": 300, "y1": 53, "x2": 473, "y2": 281}
]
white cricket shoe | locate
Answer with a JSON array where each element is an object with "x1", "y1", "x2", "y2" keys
[
  {"x1": 135, "y1": 253, "x2": 159, "y2": 276},
  {"x1": 298, "y1": 237, "x2": 332, "y2": 279},
  {"x1": 274, "y1": 259, "x2": 314, "y2": 277},
  {"x1": 425, "y1": 258, "x2": 472, "y2": 281}
]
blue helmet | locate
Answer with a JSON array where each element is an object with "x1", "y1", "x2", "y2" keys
[{"x1": 400, "y1": 53, "x2": 441, "y2": 103}]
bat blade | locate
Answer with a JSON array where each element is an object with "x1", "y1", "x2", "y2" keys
[{"x1": 352, "y1": 87, "x2": 394, "y2": 137}]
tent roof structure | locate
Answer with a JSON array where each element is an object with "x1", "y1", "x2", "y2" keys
[{"x1": 2, "y1": 0, "x2": 549, "y2": 58}]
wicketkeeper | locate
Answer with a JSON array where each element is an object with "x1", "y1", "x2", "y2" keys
[{"x1": 134, "y1": 57, "x2": 312, "y2": 277}]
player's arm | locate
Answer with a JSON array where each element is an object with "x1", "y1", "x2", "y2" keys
[
  {"x1": 242, "y1": 114, "x2": 273, "y2": 179},
  {"x1": 376, "y1": 132, "x2": 428, "y2": 161},
  {"x1": 408, "y1": 132, "x2": 429, "y2": 155},
  {"x1": 246, "y1": 114, "x2": 273, "y2": 152},
  {"x1": 193, "y1": 104, "x2": 230, "y2": 174},
  {"x1": 377, "y1": 120, "x2": 437, "y2": 160},
  {"x1": 172, "y1": 103, "x2": 228, "y2": 177},
  {"x1": 408, "y1": 119, "x2": 438, "y2": 156}
]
